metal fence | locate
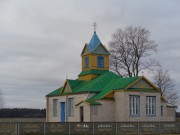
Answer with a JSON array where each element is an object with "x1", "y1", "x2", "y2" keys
[{"x1": 0, "y1": 122, "x2": 180, "y2": 135}]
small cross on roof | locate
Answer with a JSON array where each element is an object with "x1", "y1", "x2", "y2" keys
[{"x1": 93, "y1": 22, "x2": 97, "y2": 32}]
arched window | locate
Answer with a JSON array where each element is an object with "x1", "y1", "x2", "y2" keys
[
  {"x1": 97, "y1": 56, "x2": 104, "y2": 68},
  {"x1": 85, "y1": 57, "x2": 89, "y2": 68}
]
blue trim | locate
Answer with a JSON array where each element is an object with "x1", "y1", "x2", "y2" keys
[
  {"x1": 68, "y1": 98, "x2": 74, "y2": 116},
  {"x1": 97, "y1": 56, "x2": 104, "y2": 68},
  {"x1": 146, "y1": 96, "x2": 156, "y2": 116},
  {"x1": 129, "y1": 95, "x2": 140, "y2": 117}
]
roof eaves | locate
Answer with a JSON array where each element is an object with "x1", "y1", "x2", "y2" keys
[
  {"x1": 81, "y1": 44, "x2": 89, "y2": 55},
  {"x1": 141, "y1": 76, "x2": 160, "y2": 91},
  {"x1": 78, "y1": 69, "x2": 109, "y2": 77},
  {"x1": 48, "y1": 91, "x2": 96, "y2": 97},
  {"x1": 46, "y1": 87, "x2": 62, "y2": 97},
  {"x1": 85, "y1": 99, "x2": 102, "y2": 105}
]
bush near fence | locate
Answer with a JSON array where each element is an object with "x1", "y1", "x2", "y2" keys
[{"x1": 0, "y1": 122, "x2": 180, "y2": 135}]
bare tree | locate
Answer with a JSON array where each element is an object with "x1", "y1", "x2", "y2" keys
[
  {"x1": 109, "y1": 26, "x2": 158, "y2": 77},
  {"x1": 153, "y1": 67, "x2": 178, "y2": 105}
]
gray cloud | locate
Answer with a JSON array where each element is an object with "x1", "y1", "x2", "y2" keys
[{"x1": 0, "y1": 0, "x2": 180, "y2": 109}]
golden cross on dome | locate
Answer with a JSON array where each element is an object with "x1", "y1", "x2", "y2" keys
[{"x1": 93, "y1": 22, "x2": 97, "y2": 32}]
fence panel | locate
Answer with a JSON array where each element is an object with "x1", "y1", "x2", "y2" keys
[
  {"x1": 45, "y1": 122, "x2": 69, "y2": 135},
  {"x1": 160, "y1": 122, "x2": 180, "y2": 134},
  {"x1": 0, "y1": 121, "x2": 180, "y2": 135},
  {"x1": 0, "y1": 122, "x2": 17, "y2": 135},
  {"x1": 139, "y1": 122, "x2": 159, "y2": 134},
  {"x1": 19, "y1": 122, "x2": 44, "y2": 135},
  {"x1": 70, "y1": 122, "x2": 93, "y2": 135},
  {"x1": 94, "y1": 122, "x2": 116, "y2": 135},
  {"x1": 117, "y1": 122, "x2": 138, "y2": 135}
]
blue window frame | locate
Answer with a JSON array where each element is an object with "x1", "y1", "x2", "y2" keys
[
  {"x1": 85, "y1": 57, "x2": 89, "y2": 68},
  {"x1": 129, "y1": 95, "x2": 140, "y2": 116},
  {"x1": 97, "y1": 56, "x2": 104, "y2": 68},
  {"x1": 146, "y1": 96, "x2": 156, "y2": 116},
  {"x1": 68, "y1": 98, "x2": 74, "y2": 116}
]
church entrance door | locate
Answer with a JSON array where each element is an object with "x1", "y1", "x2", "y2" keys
[
  {"x1": 60, "y1": 102, "x2": 65, "y2": 122},
  {"x1": 80, "y1": 106, "x2": 84, "y2": 122}
]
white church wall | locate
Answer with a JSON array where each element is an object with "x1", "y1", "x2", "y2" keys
[
  {"x1": 90, "y1": 100, "x2": 115, "y2": 122},
  {"x1": 114, "y1": 91, "x2": 175, "y2": 122}
]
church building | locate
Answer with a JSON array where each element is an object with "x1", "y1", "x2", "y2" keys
[{"x1": 46, "y1": 30, "x2": 175, "y2": 122}]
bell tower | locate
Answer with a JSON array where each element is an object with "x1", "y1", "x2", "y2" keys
[{"x1": 78, "y1": 30, "x2": 110, "y2": 81}]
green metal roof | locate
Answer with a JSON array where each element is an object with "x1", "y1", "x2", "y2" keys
[
  {"x1": 78, "y1": 69, "x2": 109, "y2": 77},
  {"x1": 86, "y1": 76, "x2": 140, "y2": 102},
  {"x1": 46, "y1": 87, "x2": 62, "y2": 96},
  {"x1": 46, "y1": 71, "x2": 158, "y2": 105},
  {"x1": 75, "y1": 71, "x2": 121, "y2": 93},
  {"x1": 87, "y1": 77, "x2": 160, "y2": 103},
  {"x1": 47, "y1": 72, "x2": 139, "y2": 97},
  {"x1": 47, "y1": 71, "x2": 120, "y2": 96},
  {"x1": 67, "y1": 79, "x2": 84, "y2": 90}
]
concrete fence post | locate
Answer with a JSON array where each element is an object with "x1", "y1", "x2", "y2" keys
[
  {"x1": 17, "y1": 122, "x2": 19, "y2": 135},
  {"x1": 16, "y1": 122, "x2": 18, "y2": 135},
  {"x1": 43, "y1": 122, "x2": 46, "y2": 135},
  {"x1": 68, "y1": 123, "x2": 71, "y2": 135},
  {"x1": 138, "y1": 122, "x2": 140, "y2": 135},
  {"x1": 159, "y1": 122, "x2": 161, "y2": 134},
  {"x1": 93, "y1": 122, "x2": 95, "y2": 135},
  {"x1": 115, "y1": 122, "x2": 117, "y2": 134}
]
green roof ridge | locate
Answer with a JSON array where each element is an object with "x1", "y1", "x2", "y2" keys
[
  {"x1": 74, "y1": 71, "x2": 121, "y2": 93},
  {"x1": 78, "y1": 69, "x2": 109, "y2": 77}
]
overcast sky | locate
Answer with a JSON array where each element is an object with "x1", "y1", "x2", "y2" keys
[{"x1": 0, "y1": 0, "x2": 180, "y2": 110}]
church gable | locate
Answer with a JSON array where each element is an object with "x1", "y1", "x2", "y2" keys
[
  {"x1": 93, "y1": 44, "x2": 109, "y2": 54},
  {"x1": 128, "y1": 77, "x2": 157, "y2": 90},
  {"x1": 62, "y1": 81, "x2": 72, "y2": 93}
]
